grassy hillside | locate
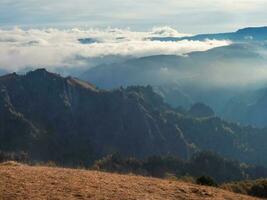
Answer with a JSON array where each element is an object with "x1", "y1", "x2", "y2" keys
[{"x1": 0, "y1": 162, "x2": 257, "y2": 200}]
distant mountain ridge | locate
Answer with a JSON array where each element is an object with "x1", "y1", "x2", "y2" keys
[
  {"x1": 80, "y1": 42, "x2": 267, "y2": 115},
  {"x1": 0, "y1": 69, "x2": 8, "y2": 76},
  {"x1": 81, "y1": 43, "x2": 263, "y2": 88},
  {"x1": 150, "y1": 26, "x2": 267, "y2": 42}
]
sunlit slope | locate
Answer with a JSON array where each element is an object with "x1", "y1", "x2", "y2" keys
[{"x1": 0, "y1": 162, "x2": 257, "y2": 200}]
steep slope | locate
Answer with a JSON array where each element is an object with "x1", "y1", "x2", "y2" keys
[
  {"x1": 1, "y1": 69, "x2": 267, "y2": 166},
  {"x1": 188, "y1": 103, "x2": 215, "y2": 118},
  {"x1": 0, "y1": 163, "x2": 257, "y2": 200},
  {"x1": 0, "y1": 69, "x2": 190, "y2": 165},
  {"x1": 222, "y1": 88, "x2": 267, "y2": 127}
]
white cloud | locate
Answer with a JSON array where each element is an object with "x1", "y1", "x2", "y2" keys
[
  {"x1": 0, "y1": 27, "x2": 231, "y2": 71},
  {"x1": 150, "y1": 26, "x2": 190, "y2": 37}
]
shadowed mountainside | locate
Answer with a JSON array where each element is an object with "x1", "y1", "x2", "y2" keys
[
  {"x1": 0, "y1": 69, "x2": 189, "y2": 165},
  {"x1": 222, "y1": 88, "x2": 267, "y2": 127},
  {"x1": 1, "y1": 69, "x2": 267, "y2": 166}
]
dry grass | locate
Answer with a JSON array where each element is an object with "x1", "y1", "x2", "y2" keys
[
  {"x1": 0, "y1": 162, "x2": 258, "y2": 200},
  {"x1": 0, "y1": 161, "x2": 23, "y2": 167}
]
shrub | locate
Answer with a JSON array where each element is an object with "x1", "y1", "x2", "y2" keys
[
  {"x1": 221, "y1": 179, "x2": 267, "y2": 198},
  {"x1": 92, "y1": 154, "x2": 145, "y2": 175},
  {"x1": 196, "y1": 176, "x2": 218, "y2": 187},
  {"x1": 0, "y1": 151, "x2": 29, "y2": 163},
  {"x1": 249, "y1": 180, "x2": 267, "y2": 198},
  {"x1": 178, "y1": 175, "x2": 195, "y2": 184},
  {"x1": 164, "y1": 173, "x2": 178, "y2": 181}
]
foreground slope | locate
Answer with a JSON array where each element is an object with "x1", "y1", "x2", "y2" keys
[{"x1": 0, "y1": 163, "x2": 256, "y2": 200}]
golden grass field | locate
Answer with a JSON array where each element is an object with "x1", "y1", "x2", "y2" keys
[{"x1": 0, "y1": 162, "x2": 258, "y2": 200}]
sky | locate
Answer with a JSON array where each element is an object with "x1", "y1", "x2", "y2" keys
[
  {"x1": 0, "y1": 0, "x2": 266, "y2": 76},
  {"x1": 1, "y1": 0, "x2": 267, "y2": 33}
]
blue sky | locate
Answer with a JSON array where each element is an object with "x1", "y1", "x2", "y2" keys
[{"x1": 1, "y1": 0, "x2": 267, "y2": 33}]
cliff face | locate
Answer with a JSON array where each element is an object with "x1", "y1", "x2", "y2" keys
[
  {"x1": 0, "y1": 69, "x2": 189, "y2": 165},
  {"x1": 1, "y1": 69, "x2": 267, "y2": 167}
]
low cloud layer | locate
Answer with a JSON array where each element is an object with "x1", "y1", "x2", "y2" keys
[{"x1": 0, "y1": 27, "x2": 230, "y2": 72}]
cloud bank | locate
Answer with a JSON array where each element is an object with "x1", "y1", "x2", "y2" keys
[{"x1": 0, "y1": 27, "x2": 230, "y2": 72}]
